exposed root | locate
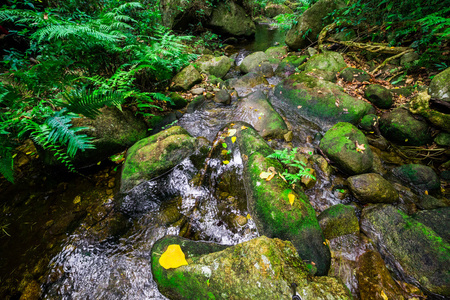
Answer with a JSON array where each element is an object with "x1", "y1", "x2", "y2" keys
[
  {"x1": 371, "y1": 49, "x2": 413, "y2": 75},
  {"x1": 326, "y1": 38, "x2": 413, "y2": 55}
]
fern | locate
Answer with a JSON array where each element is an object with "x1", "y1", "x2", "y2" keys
[
  {"x1": 61, "y1": 89, "x2": 126, "y2": 119},
  {"x1": 267, "y1": 148, "x2": 316, "y2": 185},
  {"x1": 0, "y1": 145, "x2": 14, "y2": 183}
]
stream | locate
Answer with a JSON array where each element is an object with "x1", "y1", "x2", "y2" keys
[{"x1": 0, "y1": 23, "x2": 447, "y2": 299}]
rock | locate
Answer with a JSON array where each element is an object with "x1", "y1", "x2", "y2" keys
[
  {"x1": 417, "y1": 194, "x2": 450, "y2": 210},
  {"x1": 413, "y1": 207, "x2": 450, "y2": 243},
  {"x1": 171, "y1": 65, "x2": 202, "y2": 91},
  {"x1": 304, "y1": 51, "x2": 347, "y2": 74},
  {"x1": 379, "y1": 108, "x2": 432, "y2": 146},
  {"x1": 264, "y1": 4, "x2": 293, "y2": 18},
  {"x1": 213, "y1": 89, "x2": 231, "y2": 105},
  {"x1": 307, "y1": 47, "x2": 318, "y2": 57},
  {"x1": 317, "y1": 204, "x2": 359, "y2": 239},
  {"x1": 198, "y1": 55, "x2": 232, "y2": 79},
  {"x1": 230, "y1": 72, "x2": 269, "y2": 91},
  {"x1": 120, "y1": 126, "x2": 197, "y2": 192},
  {"x1": 147, "y1": 112, "x2": 178, "y2": 134},
  {"x1": 429, "y1": 66, "x2": 450, "y2": 102},
  {"x1": 235, "y1": 90, "x2": 288, "y2": 139},
  {"x1": 357, "y1": 250, "x2": 408, "y2": 300},
  {"x1": 400, "y1": 51, "x2": 419, "y2": 66},
  {"x1": 285, "y1": 0, "x2": 346, "y2": 50},
  {"x1": 249, "y1": 62, "x2": 274, "y2": 77},
  {"x1": 70, "y1": 107, "x2": 148, "y2": 167},
  {"x1": 319, "y1": 122, "x2": 374, "y2": 175},
  {"x1": 233, "y1": 122, "x2": 273, "y2": 158},
  {"x1": 435, "y1": 132, "x2": 450, "y2": 146},
  {"x1": 186, "y1": 95, "x2": 206, "y2": 113},
  {"x1": 274, "y1": 73, "x2": 373, "y2": 130},
  {"x1": 359, "y1": 114, "x2": 377, "y2": 131},
  {"x1": 190, "y1": 87, "x2": 204, "y2": 95},
  {"x1": 169, "y1": 92, "x2": 188, "y2": 109},
  {"x1": 265, "y1": 46, "x2": 288, "y2": 63},
  {"x1": 360, "y1": 204, "x2": 450, "y2": 296},
  {"x1": 208, "y1": 1, "x2": 256, "y2": 37},
  {"x1": 332, "y1": 28, "x2": 356, "y2": 41},
  {"x1": 160, "y1": 0, "x2": 212, "y2": 30},
  {"x1": 347, "y1": 173, "x2": 399, "y2": 204},
  {"x1": 339, "y1": 67, "x2": 370, "y2": 82},
  {"x1": 243, "y1": 151, "x2": 331, "y2": 275},
  {"x1": 275, "y1": 55, "x2": 308, "y2": 77},
  {"x1": 392, "y1": 164, "x2": 440, "y2": 193},
  {"x1": 151, "y1": 235, "x2": 351, "y2": 300},
  {"x1": 240, "y1": 51, "x2": 270, "y2": 74},
  {"x1": 409, "y1": 91, "x2": 450, "y2": 132},
  {"x1": 284, "y1": 131, "x2": 293, "y2": 142}
]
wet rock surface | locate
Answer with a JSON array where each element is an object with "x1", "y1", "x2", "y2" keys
[{"x1": 347, "y1": 173, "x2": 399, "y2": 204}]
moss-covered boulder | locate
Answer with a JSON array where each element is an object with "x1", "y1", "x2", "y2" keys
[
  {"x1": 151, "y1": 235, "x2": 351, "y2": 299},
  {"x1": 240, "y1": 51, "x2": 270, "y2": 74},
  {"x1": 364, "y1": 84, "x2": 393, "y2": 109},
  {"x1": 171, "y1": 65, "x2": 202, "y2": 91},
  {"x1": 274, "y1": 73, "x2": 373, "y2": 130},
  {"x1": 359, "y1": 114, "x2": 377, "y2": 131},
  {"x1": 265, "y1": 46, "x2": 288, "y2": 63},
  {"x1": 317, "y1": 204, "x2": 359, "y2": 239},
  {"x1": 234, "y1": 121, "x2": 273, "y2": 157},
  {"x1": 319, "y1": 122, "x2": 374, "y2": 175},
  {"x1": 234, "y1": 90, "x2": 288, "y2": 139},
  {"x1": 264, "y1": 3, "x2": 293, "y2": 18},
  {"x1": 160, "y1": 0, "x2": 212, "y2": 30},
  {"x1": 347, "y1": 173, "x2": 399, "y2": 204},
  {"x1": 208, "y1": 1, "x2": 256, "y2": 37},
  {"x1": 304, "y1": 51, "x2": 347, "y2": 74},
  {"x1": 339, "y1": 67, "x2": 370, "y2": 82},
  {"x1": 360, "y1": 204, "x2": 450, "y2": 296},
  {"x1": 429, "y1": 66, "x2": 450, "y2": 102},
  {"x1": 198, "y1": 55, "x2": 232, "y2": 79},
  {"x1": 409, "y1": 91, "x2": 450, "y2": 132},
  {"x1": 379, "y1": 108, "x2": 432, "y2": 146},
  {"x1": 120, "y1": 126, "x2": 197, "y2": 192},
  {"x1": 435, "y1": 132, "x2": 450, "y2": 146},
  {"x1": 169, "y1": 92, "x2": 188, "y2": 109},
  {"x1": 357, "y1": 250, "x2": 409, "y2": 300},
  {"x1": 392, "y1": 164, "x2": 440, "y2": 194},
  {"x1": 70, "y1": 107, "x2": 148, "y2": 167},
  {"x1": 213, "y1": 89, "x2": 232, "y2": 105},
  {"x1": 285, "y1": 0, "x2": 345, "y2": 50},
  {"x1": 275, "y1": 55, "x2": 308, "y2": 77},
  {"x1": 244, "y1": 152, "x2": 331, "y2": 275},
  {"x1": 413, "y1": 207, "x2": 450, "y2": 243}
]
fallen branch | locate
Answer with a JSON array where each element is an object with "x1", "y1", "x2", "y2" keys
[
  {"x1": 371, "y1": 49, "x2": 413, "y2": 75},
  {"x1": 318, "y1": 23, "x2": 339, "y2": 52},
  {"x1": 325, "y1": 38, "x2": 412, "y2": 55}
]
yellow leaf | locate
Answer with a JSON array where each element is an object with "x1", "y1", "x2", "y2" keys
[
  {"x1": 223, "y1": 160, "x2": 230, "y2": 165},
  {"x1": 258, "y1": 117, "x2": 262, "y2": 119},
  {"x1": 26, "y1": 151, "x2": 33, "y2": 155},
  {"x1": 73, "y1": 195, "x2": 81, "y2": 204},
  {"x1": 380, "y1": 290, "x2": 388, "y2": 300},
  {"x1": 228, "y1": 129, "x2": 237, "y2": 137},
  {"x1": 405, "y1": 138, "x2": 408, "y2": 142},
  {"x1": 159, "y1": 244, "x2": 188, "y2": 269},
  {"x1": 241, "y1": 126, "x2": 248, "y2": 130},
  {"x1": 260, "y1": 171, "x2": 272, "y2": 179},
  {"x1": 266, "y1": 172, "x2": 275, "y2": 181},
  {"x1": 231, "y1": 136, "x2": 237, "y2": 143},
  {"x1": 424, "y1": 190, "x2": 428, "y2": 195},
  {"x1": 246, "y1": 214, "x2": 252, "y2": 219},
  {"x1": 221, "y1": 150, "x2": 228, "y2": 155},
  {"x1": 288, "y1": 193, "x2": 295, "y2": 206}
]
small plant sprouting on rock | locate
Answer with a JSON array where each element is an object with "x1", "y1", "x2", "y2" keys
[{"x1": 267, "y1": 147, "x2": 315, "y2": 185}]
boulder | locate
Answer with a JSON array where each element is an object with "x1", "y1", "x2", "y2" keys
[
  {"x1": 400, "y1": 51, "x2": 419, "y2": 66},
  {"x1": 120, "y1": 126, "x2": 197, "y2": 192},
  {"x1": 274, "y1": 73, "x2": 373, "y2": 130},
  {"x1": 70, "y1": 107, "x2": 148, "y2": 167},
  {"x1": 151, "y1": 235, "x2": 352, "y2": 299},
  {"x1": 392, "y1": 164, "x2": 440, "y2": 194},
  {"x1": 347, "y1": 173, "x2": 399, "y2": 204},
  {"x1": 435, "y1": 132, "x2": 450, "y2": 146},
  {"x1": 357, "y1": 250, "x2": 411, "y2": 300},
  {"x1": 171, "y1": 65, "x2": 202, "y2": 91},
  {"x1": 360, "y1": 204, "x2": 450, "y2": 296},
  {"x1": 379, "y1": 108, "x2": 432, "y2": 146},
  {"x1": 264, "y1": 4, "x2": 293, "y2": 18},
  {"x1": 409, "y1": 91, "x2": 450, "y2": 132},
  {"x1": 213, "y1": 89, "x2": 232, "y2": 105},
  {"x1": 429, "y1": 66, "x2": 450, "y2": 102},
  {"x1": 339, "y1": 67, "x2": 370, "y2": 82},
  {"x1": 275, "y1": 55, "x2": 308, "y2": 77},
  {"x1": 413, "y1": 207, "x2": 450, "y2": 243},
  {"x1": 169, "y1": 92, "x2": 188, "y2": 109},
  {"x1": 317, "y1": 204, "x2": 359, "y2": 239},
  {"x1": 304, "y1": 51, "x2": 347, "y2": 74},
  {"x1": 234, "y1": 90, "x2": 288, "y2": 139},
  {"x1": 364, "y1": 84, "x2": 393, "y2": 109},
  {"x1": 319, "y1": 122, "x2": 374, "y2": 175},
  {"x1": 240, "y1": 51, "x2": 270, "y2": 73},
  {"x1": 285, "y1": 0, "x2": 345, "y2": 50},
  {"x1": 160, "y1": 0, "x2": 212, "y2": 30},
  {"x1": 248, "y1": 62, "x2": 275, "y2": 77},
  {"x1": 198, "y1": 55, "x2": 232, "y2": 79},
  {"x1": 186, "y1": 95, "x2": 206, "y2": 113},
  {"x1": 359, "y1": 114, "x2": 377, "y2": 131},
  {"x1": 209, "y1": 1, "x2": 256, "y2": 37},
  {"x1": 265, "y1": 46, "x2": 288, "y2": 63}
]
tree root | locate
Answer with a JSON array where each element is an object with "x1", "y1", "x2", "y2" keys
[
  {"x1": 371, "y1": 49, "x2": 413, "y2": 75},
  {"x1": 325, "y1": 38, "x2": 413, "y2": 55}
]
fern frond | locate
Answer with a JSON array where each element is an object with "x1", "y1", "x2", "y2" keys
[
  {"x1": 61, "y1": 89, "x2": 126, "y2": 119},
  {"x1": 0, "y1": 145, "x2": 14, "y2": 183},
  {"x1": 33, "y1": 24, "x2": 121, "y2": 44}
]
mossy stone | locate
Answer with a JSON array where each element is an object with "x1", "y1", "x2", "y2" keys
[
  {"x1": 434, "y1": 132, "x2": 450, "y2": 146},
  {"x1": 361, "y1": 204, "x2": 450, "y2": 296},
  {"x1": 209, "y1": 1, "x2": 256, "y2": 37},
  {"x1": 392, "y1": 164, "x2": 440, "y2": 193},
  {"x1": 265, "y1": 46, "x2": 288, "y2": 63},
  {"x1": 169, "y1": 92, "x2": 188, "y2": 109},
  {"x1": 171, "y1": 65, "x2": 202, "y2": 91},
  {"x1": 319, "y1": 122, "x2": 374, "y2": 175},
  {"x1": 347, "y1": 173, "x2": 399, "y2": 204},
  {"x1": 264, "y1": 4, "x2": 293, "y2": 18},
  {"x1": 413, "y1": 207, "x2": 450, "y2": 243},
  {"x1": 429, "y1": 66, "x2": 450, "y2": 102},
  {"x1": 359, "y1": 114, "x2": 377, "y2": 131},
  {"x1": 234, "y1": 122, "x2": 273, "y2": 158},
  {"x1": 240, "y1": 51, "x2": 270, "y2": 74},
  {"x1": 364, "y1": 84, "x2": 393, "y2": 109},
  {"x1": 198, "y1": 56, "x2": 232, "y2": 79},
  {"x1": 317, "y1": 204, "x2": 359, "y2": 239},
  {"x1": 304, "y1": 51, "x2": 347, "y2": 74},
  {"x1": 340, "y1": 67, "x2": 370, "y2": 82}
]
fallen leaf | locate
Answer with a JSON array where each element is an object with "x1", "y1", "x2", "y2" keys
[
  {"x1": 288, "y1": 193, "x2": 295, "y2": 206},
  {"x1": 231, "y1": 136, "x2": 237, "y2": 143},
  {"x1": 424, "y1": 190, "x2": 428, "y2": 195},
  {"x1": 223, "y1": 160, "x2": 230, "y2": 165},
  {"x1": 159, "y1": 244, "x2": 188, "y2": 269},
  {"x1": 278, "y1": 172, "x2": 287, "y2": 183},
  {"x1": 355, "y1": 141, "x2": 366, "y2": 153},
  {"x1": 241, "y1": 126, "x2": 248, "y2": 130},
  {"x1": 380, "y1": 290, "x2": 388, "y2": 300},
  {"x1": 222, "y1": 143, "x2": 227, "y2": 149},
  {"x1": 258, "y1": 117, "x2": 262, "y2": 119},
  {"x1": 246, "y1": 214, "x2": 252, "y2": 219},
  {"x1": 297, "y1": 105, "x2": 302, "y2": 109},
  {"x1": 260, "y1": 171, "x2": 273, "y2": 179},
  {"x1": 228, "y1": 129, "x2": 237, "y2": 137},
  {"x1": 266, "y1": 172, "x2": 275, "y2": 181},
  {"x1": 207, "y1": 279, "x2": 210, "y2": 287},
  {"x1": 73, "y1": 195, "x2": 81, "y2": 204},
  {"x1": 221, "y1": 150, "x2": 228, "y2": 155}
]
